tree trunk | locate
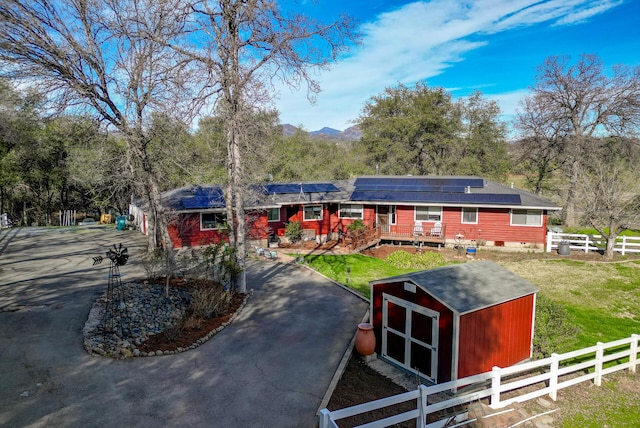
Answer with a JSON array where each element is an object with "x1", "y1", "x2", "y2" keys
[{"x1": 564, "y1": 158, "x2": 579, "y2": 227}]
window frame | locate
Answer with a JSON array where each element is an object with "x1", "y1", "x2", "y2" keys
[
  {"x1": 339, "y1": 203, "x2": 363, "y2": 219},
  {"x1": 461, "y1": 207, "x2": 478, "y2": 224},
  {"x1": 510, "y1": 209, "x2": 543, "y2": 227},
  {"x1": 267, "y1": 207, "x2": 280, "y2": 222},
  {"x1": 200, "y1": 212, "x2": 226, "y2": 231},
  {"x1": 303, "y1": 204, "x2": 323, "y2": 221},
  {"x1": 415, "y1": 206, "x2": 442, "y2": 222}
]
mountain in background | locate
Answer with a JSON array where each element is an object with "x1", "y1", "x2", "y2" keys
[{"x1": 281, "y1": 124, "x2": 362, "y2": 141}]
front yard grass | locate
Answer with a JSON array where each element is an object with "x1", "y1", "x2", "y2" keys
[{"x1": 300, "y1": 253, "x2": 416, "y2": 298}]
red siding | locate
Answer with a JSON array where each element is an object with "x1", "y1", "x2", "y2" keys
[
  {"x1": 372, "y1": 282, "x2": 455, "y2": 383},
  {"x1": 457, "y1": 294, "x2": 535, "y2": 378},
  {"x1": 387, "y1": 205, "x2": 547, "y2": 245},
  {"x1": 170, "y1": 213, "x2": 229, "y2": 248}
]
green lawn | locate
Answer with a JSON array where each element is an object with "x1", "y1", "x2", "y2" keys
[
  {"x1": 299, "y1": 253, "x2": 417, "y2": 298},
  {"x1": 301, "y1": 250, "x2": 640, "y2": 426}
]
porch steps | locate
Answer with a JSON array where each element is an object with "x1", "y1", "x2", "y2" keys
[{"x1": 352, "y1": 238, "x2": 380, "y2": 253}]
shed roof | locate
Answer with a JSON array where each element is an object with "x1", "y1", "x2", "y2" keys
[{"x1": 370, "y1": 260, "x2": 539, "y2": 315}]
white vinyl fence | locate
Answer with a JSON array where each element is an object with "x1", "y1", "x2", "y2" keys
[
  {"x1": 319, "y1": 334, "x2": 639, "y2": 428},
  {"x1": 546, "y1": 232, "x2": 640, "y2": 255},
  {"x1": 0, "y1": 213, "x2": 8, "y2": 229}
]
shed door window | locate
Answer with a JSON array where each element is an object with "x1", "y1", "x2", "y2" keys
[{"x1": 381, "y1": 293, "x2": 439, "y2": 382}]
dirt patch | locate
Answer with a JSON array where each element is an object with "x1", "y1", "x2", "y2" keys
[{"x1": 326, "y1": 355, "x2": 414, "y2": 428}]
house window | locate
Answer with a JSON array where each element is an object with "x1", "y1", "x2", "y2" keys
[
  {"x1": 303, "y1": 205, "x2": 323, "y2": 221},
  {"x1": 201, "y1": 212, "x2": 226, "y2": 230},
  {"x1": 267, "y1": 208, "x2": 280, "y2": 222},
  {"x1": 389, "y1": 205, "x2": 396, "y2": 225},
  {"x1": 462, "y1": 207, "x2": 478, "y2": 224},
  {"x1": 339, "y1": 204, "x2": 363, "y2": 219},
  {"x1": 511, "y1": 209, "x2": 542, "y2": 226},
  {"x1": 415, "y1": 206, "x2": 442, "y2": 222}
]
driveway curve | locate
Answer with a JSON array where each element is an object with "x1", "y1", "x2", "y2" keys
[{"x1": 0, "y1": 227, "x2": 368, "y2": 427}]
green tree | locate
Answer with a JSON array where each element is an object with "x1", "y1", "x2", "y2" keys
[
  {"x1": 456, "y1": 91, "x2": 510, "y2": 181},
  {"x1": 358, "y1": 82, "x2": 461, "y2": 176}
]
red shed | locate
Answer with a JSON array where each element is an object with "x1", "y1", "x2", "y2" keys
[{"x1": 370, "y1": 261, "x2": 538, "y2": 384}]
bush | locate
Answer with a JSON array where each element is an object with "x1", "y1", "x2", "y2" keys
[
  {"x1": 532, "y1": 295, "x2": 581, "y2": 359},
  {"x1": 347, "y1": 219, "x2": 366, "y2": 233},
  {"x1": 285, "y1": 221, "x2": 303, "y2": 242},
  {"x1": 384, "y1": 250, "x2": 447, "y2": 270},
  {"x1": 189, "y1": 282, "x2": 232, "y2": 319}
]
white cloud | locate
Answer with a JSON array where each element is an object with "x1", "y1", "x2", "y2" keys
[{"x1": 274, "y1": 0, "x2": 622, "y2": 131}]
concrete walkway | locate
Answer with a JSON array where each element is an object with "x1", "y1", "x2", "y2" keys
[{"x1": 0, "y1": 227, "x2": 368, "y2": 427}]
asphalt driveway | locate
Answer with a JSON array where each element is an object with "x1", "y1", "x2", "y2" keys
[{"x1": 0, "y1": 227, "x2": 368, "y2": 427}]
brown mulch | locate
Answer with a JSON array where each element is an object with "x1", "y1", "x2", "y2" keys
[
  {"x1": 137, "y1": 277, "x2": 246, "y2": 353},
  {"x1": 326, "y1": 355, "x2": 415, "y2": 428}
]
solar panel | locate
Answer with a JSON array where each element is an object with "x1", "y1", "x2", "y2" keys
[
  {"x1": 350, "y1": 190, "x2": 521, "y2": 205},
  {"x1": 354, "y1": 177, "x2": 484, "y2": 190},
  {"x1": 192, "y1": 186, "x2": 224, "y2": 197},
  {"x1": 262, "y1": 183, "x2": 340, "y2": 194},
  {"x1": 181, "y1": 194, "x2": 226, "y2": 209}
]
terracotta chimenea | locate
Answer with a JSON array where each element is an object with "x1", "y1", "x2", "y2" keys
[{"x1": 355, "y1": 323, "x2": 376, "y2": 356}]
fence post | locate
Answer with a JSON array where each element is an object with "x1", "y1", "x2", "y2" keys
[
  {"x1": 595, "y1": 342, "x2": 604, "y2": 386},
  {"x1": 490, "y1": 366, "x2": 501, "y2": 408},
  {"x1": 631, "y1": 334, "x2": 639, "y2": 374},
  {"x1": 548, "y1": 353, "x2": 559, "y2": 401},
  {"x1": 584, "y1": 235, "x2": 590, "y2": 253},
  {"x1": 546, "y1": 232, "x2": 552, "y2": 253},
  {"x1": 418, "y1": 384, "x2": 428, "y2": 428},
  {"x1": 621, "y1": 236, "x2": 626, "y2": 256},
  {"x1": 319, "y1": 408, "x2": 332, "y2": 428}
]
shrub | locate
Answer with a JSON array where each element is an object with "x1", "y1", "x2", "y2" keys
[
  {"x1": 285, "y1": 221, "x2": 303, "y2": 242},
  {"x1": 347, "y1": 219, "x2": 366, "y2": 233},
  {"x1": 384, "y1": 250, "x2": 447, "y2": 270},
  {"x1": 189, "y1": 282, "x2": 232, "y2": 319},
  {"x1": 532, "y1": 295, "x2": 581, "y2": 359}
]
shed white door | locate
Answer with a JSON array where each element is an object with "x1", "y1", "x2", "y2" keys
[{"x1": 381, "y1": 293, "x2": 439, "y2": 382}]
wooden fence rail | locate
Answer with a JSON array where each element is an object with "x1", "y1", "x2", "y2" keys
[
  {"x1": 319, "y1": 334, "x2": 639, "y2": 428},
  {"x1": 546, "y1": 232, "x2": 640, "y2": 255}
]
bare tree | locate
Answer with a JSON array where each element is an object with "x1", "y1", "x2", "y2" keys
[
  {"x1": 0, "y1": 0, "x2": 209, "y2": 266},
  {"x1": 172, "y1": 0, "x2": 357, "y2": 293},
  {"x1": 577, "y1": 137, "x2": 640, "y2": 257},
  {"x1": 520, "y1": 54, "x2": 640, "y2": 226}
]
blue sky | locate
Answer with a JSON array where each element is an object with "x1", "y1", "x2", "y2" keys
[{"x1": 274, "y1": 0, "x2": 640, "y2": 132}]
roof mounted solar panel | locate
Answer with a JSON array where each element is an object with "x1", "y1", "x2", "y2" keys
[
  {"x1": 181, "y1": 195, "x2": 226, "y2": 209},
  {"x1": 350, "y1": 190, "x2": 521, "y2": 205},
  {"x1": 262, "y1": 183, "x2": 340, "y2": 194},
  {"x1": 354, "y1": 177, "x2": 484, "y2": 190}
]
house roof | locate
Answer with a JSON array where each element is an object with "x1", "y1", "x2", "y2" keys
[
  {"x1": 157, "y1": 175, "x2": 561, "y2": 212},
  {"x1": 370, "y1": 260, "x2": 539, "y2": 315}
]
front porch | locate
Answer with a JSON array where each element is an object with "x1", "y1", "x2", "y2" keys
[{"x1": 343, "y1": 223, "x2": 447, "y2": 251}]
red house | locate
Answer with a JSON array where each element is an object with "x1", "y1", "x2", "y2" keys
[
  {"x1": 131, "y1": 175, "x2": 560, "y2": 250},
  {"x1": 370, "y1": 261, "x2": 539, "y2": 383}
]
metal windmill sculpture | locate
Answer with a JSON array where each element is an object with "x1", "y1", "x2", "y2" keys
[{"x1": 93, "y1": 244, "x2": 130, "y2": 338}]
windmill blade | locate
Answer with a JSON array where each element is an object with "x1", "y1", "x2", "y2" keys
[{"x1": 92, "y1": 256, "x2": 104, "y2": 265}]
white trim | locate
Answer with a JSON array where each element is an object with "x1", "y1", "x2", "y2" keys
[
  {"x1": 452, "y1": 315, "x2": 460, "y2": 383},
  {"x1": 303, "y1": 204, "x2": 323, "y2": 221},
  {"x1": 267, "y1": 207, "x2": 280, "y2": 222},
  {"x1": 415, "y1": 206, "x2": 442, "y2": 223},
  {"x1": 382, "y1": 292, "x2": 439, "y2": 383},
  {"x1": 461, "y1": 207, "x2": 478, "y2": 224},
  {"x1": 510, "y1": 209, "x2": 543, "y2": 227}
]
